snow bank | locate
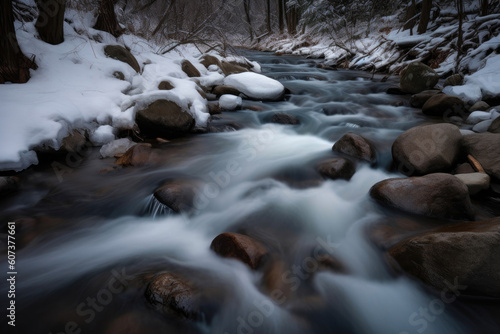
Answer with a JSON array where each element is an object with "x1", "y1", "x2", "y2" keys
[
  {"x1": 224, "y1": 72, "x2": 285, "y2": 101},
  {"x1": 465, "y1": 54, "x2": 500, "y2": 100},
  {"x1": 443, "y1": 84, "x2": 482, "y2": 104}
]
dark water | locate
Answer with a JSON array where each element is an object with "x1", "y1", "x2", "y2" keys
[{"x1": 1, "y1": 51, "x2": 498, "y2": 334}]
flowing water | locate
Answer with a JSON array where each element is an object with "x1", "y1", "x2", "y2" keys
[{"x1": 1, "y1": 51, "x2": 498, "y2": 334}]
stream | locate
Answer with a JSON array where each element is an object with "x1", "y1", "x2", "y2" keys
[{"x1": 1, "y1": 51, "x2": 498, "y2": 334}]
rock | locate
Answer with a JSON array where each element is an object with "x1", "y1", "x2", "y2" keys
[
  {"x1": 472, "y1": 119, "x2": 493, "y2": 133},
  {"x1": 115, "y1": 143, "x2": 152, "y2": 166},
  {"x1": 422, "y1": 94, "x2": 467, "y2": 119},
  {"x1": 104, "y1": 45, "x2": 140, "y2": 73},
  {"x1": 61, "y1": 130, "x2": 87, "y2": 153},
  {"x1": 112, "y1": 71, "x2": 125, "y2": 80},
  {"x1": 220, "y1": 61, "x2": 248, "y2": 76},
  {"x1": 0, "y1": 176, "x2": 19, "y2": 196},
  {"x1": 462, "y1": 133, "x2": 500, "y2": 180},
  {"x1": 200, "y1": 54, "x2": 222, "y2": 69},
  {"x1": 145, "y1": 272, "x2": 201, "y2": 320},
  {"x1": 207, "y1": 102, "x2": 221, "y2": 115},
  {"x1": 370, "y1": 173, "x2": 474, "y2": 220},
  {"x1": 262, "y1": 258, "x2": 295, "y2": 302},
  {"x1": 392, "y1": 123, "x2": 462, "y2": 176},
  {"x1": 455, "y1": 163, "x2": 475, "y2": 174},
  {"x1": 219, "y1": 94, "x2": 242, "y2": 111},
  {"x1": 470, "y1": 101, "x2": 490, "y2": 112},
  {"x1": 212, "y1": 85, "x2": 242, "y2": 97},
  {"x1": 89, "y1": 125, "x2": 116, "y2": 146},
  {"x1": 224, "y1": 72, "x2": 285, "y2": 101},
  {"x1": 270, "y1": 113, "x2": 300, "y2": 125},
  {"x1": 316, "y1": 158, "x2": 356, "y2": 181},
  {"x1": 158, "y1": 81, "x2": 174, "y2": 90},
  {"x1": 154, "y1": 179, "x2": 201, "y2": 213},
  {"x1": 454, "y1": 172, "x2": 490, "y2": 195},
  {"x1": 332, "y1": 133, "x2": 376, "y2": 163},
  {"x1": 443, "y1": 73, "x2": 464, "y2": 87},
  {"x1": 100, "y1": 138, "x2": 135, "y2": 158},
  {"x1": 488, "y1": 116, "x2": 500, "y2": 133},
  {"x1": 210, "y1": 232, "x2": 267, "y2": 269},
  {"x1": 388, "y1": 217, "x2": 500, "y2": 298},
  {"x1": 400, "y1": 62, "x2": 439, "y2": 94},
  {"x1": 409, "y1": 90, "x2": 441, "y2": 108},
  {"x1": 181, "y1": 59, "x2": 201, "y2": 78},
  {"x1": 386, "y1": 87, "x2": 408, "y2": 95},
  {"x1": 443, "y1": 85, "x2": 482, "y2": 105},
  {"x1": 135, "y1": 99, "x2": 195, "y2": 138},
  {"x1": 466, "y1": 110, "x2": 492, "y2": 124}
]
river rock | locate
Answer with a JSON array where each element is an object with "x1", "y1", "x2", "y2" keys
[
  {"x1": 409, "y1": 90, "x2": 441, "y2": 108},
  {"x1": 145, "y1": 272, "x2": 201, "y2": 320},
  {"x1": 488, "y1": 116, "x2": 500, "y2": 133},
  {"x1": 219, "y1": 94, "x2": 242, "y2": 111},
  {"x1": 466, "y1": 111, "x2": 491, "y2": 124},
  {"x1": 224, "y1": 72, "x2": 285, "y2": 101},
  {"x1": 455, "y1": 163, "x2": 475, "y2": 174},
  {"x1": 392, "y1": 123, "x2": 462, "y2": 175},
  {"x1": 220, "y1": 61, "x2": 248, "y2": 76},
  {"x1": 210, "y1": 232, "x2": 267, "y2": 269},
  {"x1": 200, "y1": 54, "x2": 222, "y2": 69},
  {"x1": 388, "y1": 216, "x2": 500, "y2": 298},
  {"x1": 469, "y1": 101, "x2": 490, "y2": 112},
  {"x1": 270, "y1": 113, "x2": 300, "y2": 125},
  {"x1": 61, "y1": 130, "x2": 87, "y2": 153},
  {"x1": 400, "y1": 62, "x2": 439, "y2": 94},
  {"x1": 154, "y1": 179, "x2": 201, "y2": 213},
  {"x1": 316, "y1": 158, "x2": 356, "y2": 180},
  {"x1": 158, "y1": 80, "x2": 174, "y2": 90},
  {"x1": 332, "y1": 133, "x2": 376, "y2": 163},
  {"x1": 422, "y1": 94, "x2": 467, "y2": 118},
  {"x1": 472, "y1": 119, "x2": 493, "y2": 133},
  {"x1": 462, "y1": 133, "x2": 500, "y2": 180},
  {"x1": 100, "y1": 138, "x2": 135, "y2": 158},
  {"x1": 104, "y1": 45, "x2": 140, "y2": 73},
  {"x1": 115, "y1": 143, "x2": 152, "y2": 166},
  {"x1": 181, "y1": 59, "x2": 201, "y2": 77},
  {"x1": 454, "y1": 172, "x2": 490, "y2": 195},
  {"x1": 213, "y1": 85, "x2": 242, "y2": 97},
  {"x1": 135, "y1": 99, "x2": 195, "y2": 138},
  {"x1": 443, "y1": 73, "x2": 464, "y2": 87},
  {"x1": 370, "y1": 173, "x2": 474, "y2": 220}
]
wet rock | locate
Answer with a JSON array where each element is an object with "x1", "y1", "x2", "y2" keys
[
  {"x1": 135, "y1": 99, "x2": 195, "y2": 139},
  {"x1": 332, "y1": 133, "x2": 376, "y2": 163},
  {"x1": 370, "y1": 173, "x2": 474, "y2": 220},
  {"x1": 488, "y1": 116, "x2": 500, "y2": 133},
  {"x1": 210, "y1": 232, "x2": 268, "y2": 269},
  {"x1": 262, "y1": 258, "x2": 295, "y2": 302},
  {"x1": 158, "y1": 81, "x2": 174, "y2": 90},
  {"x1": 207, "y1": 101, "x2": 221, "y2": 115},
  {"x1": 400, "y1": 62, "x2": 439, "y2": 94},
  {"x1": 454, "y1": 172, "x2": 490, "y2": 195},
  {"x1": 0, "y1": 176, "x2": 19, "y2": 196},
  {"x1": 386, "y1": 87, "x2": 408, "y2": 95},
  {"x1": 213, "y1": 85, "x2": 242, "y2": 97},
  {"x1": 316, "y1": 158, "x2": 355, "y2": 181},
  {"x1": 145, "y1": 272, "x2": 201, "y2": 320},
  {"x1": 61, "y1": 130, "x2": 87, "y2": 153},
  {"x1": 104, "y1": 45, "x2": 140, "y2": 73},
  {"x1": 462, "y1": 133, "x2": 500, "y2": 180},
  {"x1": 181, "y1": 59, "x2": 201, "y2": 78},
  {"x1": 112, "y1": 71, "x2": 125, "y2": 80},
  {"x1": 409, "y1": 90, "x2": 441, "y2": 108},
  {"x1": 388, "y1": 217, "x2": 500, "y2": 298},
  {"x1": 443, "y1": 73, "x2": 464, "y2": 87},
  {"x1": 392, "y1": 123, "x2": 462, "y2": 176},
  {"x1": 154, "y1": 179, "x2": 201, "y2": 213},
  {"x1": 270, "y1": 113, "x2": 300, "y2": 125},
  {"x1": 115, "y1": 143, "x2": 152, "y2": 167},
  {"x1": 422, "y1": 94, "x2": 467, "y2": 118},
  {"x1": 469, "y1": 101, "x2": 490, "y2": 112}
]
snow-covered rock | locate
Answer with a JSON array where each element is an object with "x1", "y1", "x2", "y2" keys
[
  {"x1": 443, "y1": 84, "x2": 482, "y2": 104},
  {"x1": 90, "y1": 125, "x2": 117, "y2": 146},
  {"x1": 466, "y1": 111, "x2": 492, "y2": 124},
  {"x1": 466, "y1": 54, "x2": 500, "y2": 100},
  {"x1": 219, "y1": 95, "x2": 242, "y2": 111},
  {"x1": 100, "y1": 138, "x2": 136, "y2": 158},
  {"x1": 224, "y1": 72, "x2": 285, "y2": 101}
]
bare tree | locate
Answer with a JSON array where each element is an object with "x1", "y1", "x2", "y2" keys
[
  {"x1": 480, "y1": 0, "x2": 488, "y2": 15},
  {"x1": 94, "y1": 0, "x2": 123, "y2": 37},
  {"x1": 0, "y1": 0, "x2": 37, "y2": 83},
  {"x1": 243, "y1": 0, "x2": 254, "y2": 41},
  {"x1": 278, "y1": 0, "x2": 284, "y2": 34},
  {"x1": 35, "y1": 0, "x2": 66, "y2": 45},
  {"x1": 266, "y1": 0, "x2": 272, "y2": 33},
  {"x1": 417, "y1": 0, "x2": 432, "y2": 34},
  {"x1": 286, "y1": 1, "x2": 298, "y2": 35}
]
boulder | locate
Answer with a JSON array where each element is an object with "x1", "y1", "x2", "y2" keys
[
  {"x1": 220, "y1": 61, "x2": 248, "y2": 76},
  {"x1": 61, "y1": 130, "x2": 87, "y2": 153},
  {"x1": 210, "y1": 232, "x2": 267, "y2": 269},
  {"x1": 455, "y1": 163, "x2": 475, "y2": 174},
  {"x1": 200, "y1": 54, "x2": 222, "y2": 69},
  {"x1": 400, "y1": 62, "x2": 439, "y2": 94},
  {"x1": 388, "y1": 217, "x2": 500, "y2": 298},
  {"x1": 316, "y1": 158, "x2": 356, "y2": 181},
  {"x1": 181, "y1": 59, "x2": 201, "y2": 78},
  {"x1": 332, "y1": 133, "x2": 376, "y2": 163},
  {"x1": 224, "y1": 72, "x2": 285, "y2": 101},
  {"x1": 115, "y1": 143, "x2": 152, "y2": 166},
  {"x1": 158, "y1": 81, "x2": 174, "y2": 90},
  {"x1": 443, "y1": 73, "x2": 464, "y2": 87},
  {"x1": 488, "y1": 116, "x2": 500, "y2": 133},
  {"x1": 213, "y1": 85, "x2": 242, "y2": 97},
  {"x1": 466, "y1": 111, "x2": 492, "y2": 124},
  {"x1": 370, "y1": 173, "x2": 474, "y2": 220},
  {"x1": 409, "y1": 90, "x2": 441, "y2": 108},
  {"x1": 270, "y1": 113, "x2": 300, "y2": 125},
  {"x1": 104, "y1": 45, "x2": 140, "y2": 73},
  {"x1": 135, "y1": 99, "x2": 195, "y2": 138},
  {"x1": 145, "y1": 272, "x2": 201, "y2": 320},
  {"x1": 454, "y1": 172, "x2": 490, "y2": 195},
  {"x1": 219, "y1": 94, "x2": 242, "y2": 111},
  {"x1": 392, "y1": 123, "x2": 462, "y2": 176},
  {"x1": 422, "y1": 94, "x2": 467, "y2": 118},
  {"x1": 154, "y1": 179, "x2": 201, "y2": 213},
  {"x1": 462, "y1": 133, "x2": 500, "y2": 179},
  {"x1": 469, "y1": 101, "x2": 490, "y2": 112},
  {"x1": 472, "y1": 119, "x2": 493, "y2": 133}
]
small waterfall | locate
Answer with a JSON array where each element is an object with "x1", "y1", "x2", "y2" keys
[{"x1": 141, "y1": 194, "x2": 173, "y2": 218}]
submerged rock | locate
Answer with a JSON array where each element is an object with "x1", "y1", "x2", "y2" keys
[
  {"x1": 316, "y1": 158, "x2": 355, "y2": 181},
  {"x1": 332, "y1": 133, "x2": 376, "y2": 163},
  {"x1": 270, "y1": 113, "x2": 300, "y2": 125},
  {"x1": 104, "y1": 45, "x2": 140, "y2": 73},
  {"x1": 210, "y1": 232, "x2": 268, "y2": 269},
  {"x1": 400, "y1": 62, "x2": 439, "y2": 94},
  {"x1": 370, "y1": 173, "x2": 474, "y2": 220}
]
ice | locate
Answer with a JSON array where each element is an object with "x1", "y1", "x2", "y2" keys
[
  {"x1": 100, "y1": 138, "x2": 135, "y2": 158},
  {"x1": 224, "y1": 72, "x2": 285, "y2": 101},
  {"x1": 90, "y1": 125, "x2": 117, "y2": 146},
  {"x1": 219, "y1": 95, "x2": 242, "y2": 111},
  {"x1": 443, "y1": 84, "x2": 482, "y2": 104}
]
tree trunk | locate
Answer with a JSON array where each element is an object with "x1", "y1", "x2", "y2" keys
[
  {"x1": 243, "y1": 0, "x2": 253, "y2": 41},
  {"x1": 456, "y1": 0, "x2": 464, "y2": 72},
  {"x1": 35, "y1": 0, "x2": 66, "y2": 45},
  {"x1": 94, "y1": 0, "x2": 122, "y2": 38},
  {"x1": 286, "y1": 2, "x2": 297, "y2": 35},
  {"x1": 266, "y1": 0, "x2": 271, "y2": 34},
  {"x1": 480, "y1": 0, "x2": 488, "y2": 16},
  {"x1": 417, "y1": 0, "x2": 432, "y2": 34},
  {"x1": 404, "y1": 0, "x2": 418, "y2": 34},
  {"x1": 0, "y1": 0, "x2": 37, "y2": 83},
  {"x1": 278, "y1": 0, "x2": 284, "y2": 34}
]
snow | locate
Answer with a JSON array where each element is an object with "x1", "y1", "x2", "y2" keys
[
  {"x1": 465, "y1": 54, "x2": 500, "y2": 100},
  {"x1": 224, "y1": 72, "x2": 285, "y2": 101},
  {"x1": 466, "y1": 111, "x2": 492, "y2": 124},
  {"x1": 443, "y1": 84, "x2": 482, "y2": 104},
  {"x1": 100, "y1": 138, "x2": 135, "y2": 158},
  {"x1": 219, "y1": 95, "x2": 242, "y2": 111},
  {"x1": 90, "y1": 125, "x2": 117, "y2": 146}
]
